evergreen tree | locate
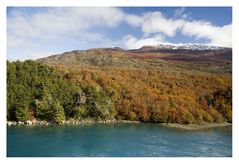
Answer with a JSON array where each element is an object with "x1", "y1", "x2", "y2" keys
[
  {"x1": 52, "y1": 99, "x2": 65, "y2": 124},
  {"x1": 15, "y1": 104, "x2": 30, "y2": 122}
]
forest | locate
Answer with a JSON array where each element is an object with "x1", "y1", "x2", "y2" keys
[{"x1": 7, "y1": 57, "x2": 232, "y2": 124}]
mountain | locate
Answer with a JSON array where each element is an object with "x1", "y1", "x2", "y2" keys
[
  {"x1": 156, "y1": 44, "x2": 227, "y2": 50},
  {"x1": 129, "y1": 45, "x2": 232, "y2": 62},
  {"x1": 7, "y1": 45, "x2": 232, "y2": 124},
  {"x1": 37, "y1": 45, "x2": 232, "y2": 67}
]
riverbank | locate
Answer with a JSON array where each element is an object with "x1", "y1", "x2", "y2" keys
[
  {"x1": 7, "y1": 119, "x2": 231, "y2": 130},
  {"x1": 161, "y1": 122, "x2": 232, "y2": 130},
  {"x1": 7, "y1": 119, "x2": 140, "y2": 126}
]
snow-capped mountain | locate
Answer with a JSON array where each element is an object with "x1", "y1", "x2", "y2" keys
[{"x1": 155, "y1": 44, "x2": 227, "y2": 50}]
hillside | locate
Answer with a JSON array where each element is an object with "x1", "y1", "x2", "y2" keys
[
  {"x1": 37, "y1": 46, "x2": 232, "y2": 74},
  {"x1": 38, "y1": 46, "x2": 232, "y2": 65},
  {"x1": 7, "y1": 46, "x2": 232, "y2": 124}
]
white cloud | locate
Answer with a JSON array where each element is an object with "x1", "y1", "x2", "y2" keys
[
  {"x1": 125, "y1": 14, "x2": 142, "y2": 27},
  {"x1": 22, "y1": 51, "x2": 56, "y2": 61},
  {"x1": 134, "y1": 12, "x2": 185, "y2": 37},
  {"x1": 174, "y1": 7, "x2": 186, "y2": 18},
  {"x1": 7, "y1": 49, "x2": 57, "y2": 61},
  {"x1": 8, "y1": 7, "x2": 125, "y2": 46},
  {"x1": 181, "y1": 21, "x2": 232, "y2": 47},
  {"x1": 8, "y1": 7, "x2": 232, "y2": 49},
  {"x1": 7, "y1": 7, "x2": 232, "y2": 60},
  {"x1": 124, "y1": 11, "x2": 231, "y2": 47},
  {"x1": 174, "y1": 7, "x2": 191, "y2": 20},
  {"x1": 123, "y1": 35, "x2": 165, "y2": 49},
  {"x1": 7, "y1": 35, "x2": 27, "y2": 48}
]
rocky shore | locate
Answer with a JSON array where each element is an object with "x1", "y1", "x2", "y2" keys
[
  {"x1": 161, "y1": 122, "x2": 232, "y2": 130},
  {"x1": 7, "y1": 119, "x2": 140, "y2": 126},
  {"x1": 7, "y1": 120, "x2": 231, "y2": 130}
]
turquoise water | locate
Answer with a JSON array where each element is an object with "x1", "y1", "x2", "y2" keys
[{"x1": 7, "y1": 123, "x2": 232, "y2": 157}]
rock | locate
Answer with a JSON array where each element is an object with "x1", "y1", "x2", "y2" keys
[
  {"x1": 7, "y1": 121, "x2": 18, "y2": 126},
  {"x1": 31, "y1": 119, "x2": 37, "y2": 124},
  {"x1": 7, "y1": 121, "x2": 13, "y2": 126},
  {"x1": 25, "y1": 120, "x2": 32, "y2": 125},
  {"x1": 18, "y1": 121, "x2": 24, "y2": 125}
]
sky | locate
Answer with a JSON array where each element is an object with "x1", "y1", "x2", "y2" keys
[{"x1": 7, "y1": 7, "x2": 232, "y2": 61}]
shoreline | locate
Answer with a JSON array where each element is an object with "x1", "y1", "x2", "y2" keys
[
  {"x1": 6, "y1": 119, "x2": 140, "y2": 126},
  {"x1": 7, "y1": 119, "x2": 232, "y2": 130},
  {"x1": 161, "y1": 122, "x2": 232, "y2": 130}
]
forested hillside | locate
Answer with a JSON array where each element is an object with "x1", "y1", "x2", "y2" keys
[
  {"x1": 7, "y1": 60, "x2": 116, "y2": 123},
  {"x1": 7, "y1": 47, "x2": 232, "y2": 124}
]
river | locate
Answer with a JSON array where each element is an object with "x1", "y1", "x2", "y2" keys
[{"x1": 7, "y1": 123, "x2": 232, "y2": 157}]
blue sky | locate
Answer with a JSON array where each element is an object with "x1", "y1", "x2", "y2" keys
[{"x1": 7, "y1": 7, "x2": 232, "y2": 60}]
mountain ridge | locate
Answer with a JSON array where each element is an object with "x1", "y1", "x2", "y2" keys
[{"x1": 36, "y1": 45, "x2": 232, "y2": 67}]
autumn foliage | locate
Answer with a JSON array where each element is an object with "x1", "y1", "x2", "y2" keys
[{"x1": 7, "y1": 49, "x2": 232, "y2": 124}]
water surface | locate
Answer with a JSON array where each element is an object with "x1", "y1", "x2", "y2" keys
[{"x1": 7, "y1": 123, "x2": 232, "y2": 157}]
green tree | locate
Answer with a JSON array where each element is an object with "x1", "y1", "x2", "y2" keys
[
  {"x1": 15, "y1": 104, "x2": 30, "y2": 121},
  {"x1": 128, "y1": 111, "x2": 137, "y2": 121},
  {"x1": 83, "y1": 86, "x2": 116, "y2": 119},
  {"x1": 34, "y1": 87, "x2": 53, "y2": 120},
  {"x1": 72, "y1": 106, "x2": 86, "y2": 120},
  {"x1": 52, "y1": 99, "x2": 66, "y2": 124}
]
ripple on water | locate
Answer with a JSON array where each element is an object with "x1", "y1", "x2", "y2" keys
[{"x1": 7, "y1": 124, "x2": 232, "y2": 157}]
